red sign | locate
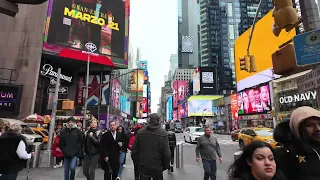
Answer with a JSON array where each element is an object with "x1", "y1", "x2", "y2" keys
[
  {"x1": 141, "y1": 97, "x2": 148, "y2": 113},
  {"x1": 76, "y1": 77, "x2": 85, "y2": 105}
]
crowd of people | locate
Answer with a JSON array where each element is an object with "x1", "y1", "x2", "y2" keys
[{"x1": 1, "y1": 106, "x2": 320, "y2": 180}]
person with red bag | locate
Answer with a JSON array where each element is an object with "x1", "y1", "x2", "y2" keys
[
  {"x1": 128, "y1": 125, "x2": 142, "y2": 180},
  {"x1": 52, "y1": 129, "x2": 64, "y2": 168}
]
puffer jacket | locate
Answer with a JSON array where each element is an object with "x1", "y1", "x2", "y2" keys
[
  {"x1": 84, "y1": 128, "x2": 102, "y2": 155},
  {"x1": 274, "y1": 106, "x2": 320, "y2": 180}
]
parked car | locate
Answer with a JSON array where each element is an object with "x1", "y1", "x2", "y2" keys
[
  {"x1": 184, "y1": 126, "x2": 204, "y2": 143},
  {"x1": 231, "y1": 129, "x2": 240, "y2": 141}
]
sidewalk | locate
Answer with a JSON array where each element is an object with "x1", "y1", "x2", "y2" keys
[{"x1": 17, "y1": 154, "x2": 228, "y2": 180}]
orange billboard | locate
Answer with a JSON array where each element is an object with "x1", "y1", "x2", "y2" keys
[{"x1": 234, "y1": 10, "x2": 296, "y2": 91}]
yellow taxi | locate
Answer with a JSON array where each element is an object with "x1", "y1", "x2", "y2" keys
[
  {"x1": 238, "y1": 127, "x2": 280, "y2": 148},
  {"x1": 31, "y1": 128, "x2": 49, "y2": 143}
]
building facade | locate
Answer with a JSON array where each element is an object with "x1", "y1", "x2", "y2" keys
[
  {"x1": 173, "y1": 69, "x2": 194, "y2": 81},
  {"x1": 169, "y1": 54, "x2": 179, "y2": 79}
]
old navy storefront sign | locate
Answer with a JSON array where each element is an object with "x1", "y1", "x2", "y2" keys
[
  {"x1": 40, "y1": 64, "x2": 73, "y2": 83},
  {"x1": 279, "y1": 91, "x2": 317, "y2": 104}
]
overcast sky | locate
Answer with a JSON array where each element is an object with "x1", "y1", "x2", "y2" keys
[{"x1": 129, "y1": 0, "x2": 178, "y2": 113}]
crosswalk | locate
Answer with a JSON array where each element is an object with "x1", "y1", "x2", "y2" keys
[{"x1": 176, "y1": 139, "x2": 238, "y2": 146}]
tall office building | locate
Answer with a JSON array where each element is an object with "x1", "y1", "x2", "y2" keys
[
  {"x1": 178, "y1": 0, "x2": 201, "y2": 69},
  {"x1": 169, "y1": 54, "x2": 179, "y2": 79}
]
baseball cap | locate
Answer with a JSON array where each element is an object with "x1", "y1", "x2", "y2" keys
[{"x1": 67, "y1": 116, "x2": 76, "y2": 122}]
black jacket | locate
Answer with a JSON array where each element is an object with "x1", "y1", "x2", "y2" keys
[
  {"x1": 167, "y1": 131, "x2": 176, "y2": 147},
  {"x1": 100, "y1": 131, "x2": 122, "y2": 171},
  {"x1": 0, "y1": 131, "x2": 28, "y2": 173},
  {"x1": 274, "y1": 120, "x2": 320, "y2": 180},
  {"x1": 59, "y1": 127, "x2": 83, "y2": 158},
  {"x1": 84, "y1": 128, "x2": 102, "y2": 155},
  {"x1": 131, "y1": 122, "x2": 171, "y2": 176},
  {"x1": 119, "y1": 132, "x2": 129, "y2": 152}
]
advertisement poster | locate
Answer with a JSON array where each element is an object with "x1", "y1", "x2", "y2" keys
[
  {"x1": 126, "y1": 98, "x2": 131, "y2": 114},
  {"x1": 172, "y1": 110, "x2": 177, "y2": 120},
  {"x1": 138, "y1": 60, "x2": 148, "y2": 70},
  {"x1": 130, "y1": 70, "x2": 144, "y2": 100},
  {"x1": 178, "y1": 101, "x2": 188, "y2": 119},
  {"x1": 120, "y1": 95, "x2": 126, "y2": 112},
  {"x1": 0, "y1": 84, "x2": 23, "y2": 114},
  {"x1": 238, "y1": 84, "x2": 271, "y2": 115},
  {"x1": 193, "y1": 70, "x2": 200, "y2": 95},
  {"x1": 143, "y1": 84, "x2": 148, "y2": 97},
  {"x1": 77, "y1": 74, "x2": 110, "y2": 105},
  {"x1": 166, "y1": 95, "x2": 173, "y2": 120},
  {"x1": 141, "y1": 97, "x2": 148, "y2": 113},
  {"x1": 172, "y1": 80, "x2": 188, "y2": 108},
  {"x1": 188, "y1": 100, "x2": 213, "y2": 116},
  {"x1": 111, "y1": 79, "x2": 120, "y2": 109},
  {"x1": 43, "y1": 0, "x2": 130, "y2": 68},
  {"x1": 230, "y1": 94, "x2": 239, "y2": 129}
]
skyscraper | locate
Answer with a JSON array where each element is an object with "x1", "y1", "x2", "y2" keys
[
  {"x1": 178, "y1": 0, "x2": 201, "y2": 69},
  {"x1": 170, "y1": 54, "x2": 178, "y2": 79}
]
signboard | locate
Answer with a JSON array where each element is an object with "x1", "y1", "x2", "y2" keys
[
  {"x1": 0, "y1": 84, "x2": 23, "y2": 114},
  {"x1": 47, "y1": 87, "x2": 69, "y2": 94},
  {"x1": 294, "y1": 29, "x2": 320, "y2": 66},
  {"x1": 40, "y1": 64, "x2": 73, "y2": 83},
  {"x1": 138, "y1": 60, "x2": 148, "y2": 70},
  {"x1": 297, "y1": 69, "x2": 320, "y2": 93},
  {"x1": 279, "y1": 90, "x2": 317, "y2": 104}
]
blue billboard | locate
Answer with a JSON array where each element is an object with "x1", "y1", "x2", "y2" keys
[
  {"x1": 138, "y1": 60, "x2": 148, "y2": 70},
  {"x1": 120, "y1": 96, "x2": 127, "y2": 113},
  {"x1": 166, "y1": 95, "x2": 173, "y2": 120}
]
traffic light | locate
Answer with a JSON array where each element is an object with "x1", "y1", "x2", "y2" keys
[
  {"x1": 272, "y1": 0, "x2": 298, "y2": 37},
  {"x1": 239, "y1": 57, "x2": 249, "y2": 71},
  {"x1": 249, "y1": 55, "x2": 257, "y2": 73},
  {"x1": 130, "y1": 72, "x2": 135, "y2": 84}
]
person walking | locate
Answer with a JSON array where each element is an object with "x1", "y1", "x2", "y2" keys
[
  {"x1": 128, "y1": 125, "x2": 142, "y2": 180},
  {"x1": 100, "y1": 121, "x2": 123, "y2": 180},
  {"x1": 196, "y1": 125, "x2": 222, "y2": 180},
  {"x1": 131, "y1": 113, "x2": 171, "y2": 180},
  {"x1": 0, "y1": 124, "x2": 34, "y2": 180},
  {"x1": 0, "y1": 119, "x2": 9, "y2": 136},
  {"x1": 52, "y1": 129, "x2": 64, "y2": 168},
  {"x1": 166, "y1": 125, "x2": 177, "y2": 172},
  {"x1": 83, "y1": 119, "x2": 103, "y2": 180},
  {"x1": 59, "y1": 117, "x2": 83, "y2": 180},
  {"x1": 116, "y1": 126, "x2": 129, "y2": 179}
]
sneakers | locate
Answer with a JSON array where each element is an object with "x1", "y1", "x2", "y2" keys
[
  {"x1": 116, "y1": 177, "x2": 120, "y2": 180},
  {"x1": 123, "y1": 164, "x2": 126, "y2": 168},
  {"x1": 53, "y1": 162, "x2": 63, "y2": 168}
]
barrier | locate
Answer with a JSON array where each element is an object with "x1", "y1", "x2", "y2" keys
[
  {"x1": 32, "y1": 143, "x2": 42, "y2": 168},
  {"x1": 176, "y1": 143, "x2": 183, "y2": 168}
]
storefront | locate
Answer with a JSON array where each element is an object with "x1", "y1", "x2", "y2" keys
[
  {"x1": 238, "y1": 114, "x2": 273, "y2": 129},
  {"x1": 277, "y1": 89, "x2": 318, "y2": 112}
]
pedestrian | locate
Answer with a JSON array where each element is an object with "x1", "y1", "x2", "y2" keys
[
  {"x1": 77, "y1": 122, "x2": 85, "y2": 167},
  {"x1": 52, "y1": 129, "x2": 64, "y2": 168},
  {"x1": 131, "y1": 113, "x2": 171, "y2": 180},
  {"x1": 228, "y1": 141, "x2": 286, "y2": 180},
  {"x1": 100, "y1": 121, "x2": 123, "y2": 180},
  {"x1": 82, "y1": 119, "x2": 102, "y2": 180},
  {"x1": 0, "y1": 123, "x2": 34, "y2": 180},
  {"x1": 59, "y1": 117, "x2": 83, "y2": 180},
  {"x1": 0, "y1": 119, "x2": 9, "y2": 136},
  {"x1": 195, "y1": 125, "x2": 222, "y2": 180},
  {"x1": 165, "y1": 124, "x2": 177, "y2": 172},
  {"x1": 274, "y1": 106, "x2": 320, "y2": 179},
  {"x1": 116, "y1": 126, "x2": 129, "y2": 179},
  {"x1": 128, "y1": 125, "x2": 142, "y2": 180}
]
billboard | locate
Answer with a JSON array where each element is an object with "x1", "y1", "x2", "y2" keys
[
  {"x1": 120, "y1": 95, "x2": 127, "y2": 112},
  {"x1": 130, "y1": 70, "x2": 144, "y2": 101},
  {"x1": 182, "y1": 36, "x2": 194, "y2": 53},
  {"x1": 200, "y1": 67, "x2": 217, "y2": 95},
  {"x1": 172, "y1": 110, "x2": 177, "y2": 120},
  {"x1": 172, "y1": 80, "x2": 188, "y2": 108},
  {"x1": 192, "y1": 69, "x2": 200, "y2": 95},
  {"x1": 237, "y1": 84, "x2": 271, "y2": 115},
  {"x1": 188, "y1": 100, "x2": 213, "y2": 116},
  {"x1": 111, "y1": 79, "x2": 121, "y2": 109},
  {"x1": 178, "y1": 101, "x2": 188, "y2": 119},
  {"x1": 166, "y1": 95, "x2": 173, "y2": 120},
  {"x1": 43, "y1": 0, "x2": 130, "y2": 68},
  {"x1": 126, "y1": 97, "x2": 131, "y2": 114},
  {"x1": 230, "y1": 94, "x2": 238, "y2": 122},
  {"x1": 0, "y1": 84, "x2": 23, "y2": 114},
  {"x1": 141, "y1": 97, "x2": 148, "y2": 113},
  {"x1": 138, "y1": 60, "x2": 148, "y2": 70},
  {"x1": 143, "y1": 84, "x2": 148, "y2": 97},
  {"x1": 234, "y1": 10, "x2": 295, "y2": 91}
]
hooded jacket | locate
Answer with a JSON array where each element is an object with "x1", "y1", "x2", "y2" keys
[
  {"x1": 131, "y1": 121, "x2": 171, "y2": 176},
  {"x1": 274, "y1": 106, "x2": 320, "y2": 180}
]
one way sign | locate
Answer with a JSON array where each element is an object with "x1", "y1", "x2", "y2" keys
[{"x1": 47, "y1": 87, "x2": 69, "y2": 94}]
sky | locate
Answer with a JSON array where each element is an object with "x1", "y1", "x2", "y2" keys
[{"x1": 129, "y1": 0, "x2": 178, "y2": 113}]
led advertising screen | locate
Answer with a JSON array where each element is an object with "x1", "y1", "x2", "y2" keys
[
  {"x1": 172, "y1": 110, "x2": 177, "y2": 120},
  {"x1": 143, "y1": 84, "x2": 147, "y2": 97},
  {"x1": 0, "y1": 84, "x2": 23, "y2": 114},
  {"x1": 166, "y1": 95, "x2": 173, "y2": 120},
  {"x1": 43, "y1": 0, "x2": 130, "y2": 68},
  {"x1": 138, "y1": 60, "x2": 148, "y2": 70},
  {"x1": 237, "y1": 84, "x2": 271, "y2": 115},
  {"x1": 141, "y1": 97, "x2": 148, "y2": 113},
  {"x1": 130, "y1": 70, "x2": 144, "y2": 101},
  {"x1": 120, "y1": 95, "x2": 126, "y2": 112},
  {"x1": 200, "y1": 67, "x2": 217, "y2": 95},
  {"x1": 172, "y1": 80, "x2": 188, "y2": 108},
  {"x1": 188, "y1": 100, "x2": 213, "y2": 116},
  {"x1": 111, "y1": 79, "x2": 121, "y2": 109},
  {"x1": 178, "y1": 101, "x2": 188, "y2": 119},
  {"x1": 193, "y1": 69, "x2": 200, "y2": 95}
]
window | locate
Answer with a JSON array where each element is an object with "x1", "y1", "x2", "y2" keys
[{"x1": 227, "y1": 3, "x2": 233, "y2": 17}]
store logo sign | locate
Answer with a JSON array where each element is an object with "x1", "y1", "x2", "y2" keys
[
  {"x1": 85, "y1": 43, "x2": 97, "y2": 53},
  {"x1": 40, "y1": 64, "x2": 73, "y2": 83},
  {"x1": 279, "y1": 91, "x2": 317, "y2": 104}
]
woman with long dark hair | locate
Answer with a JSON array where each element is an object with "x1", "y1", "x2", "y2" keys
[
  {"x1": 228, "y1": 141, "x2": 286, "y2": 180},
  {"x1": 116, "y1": 125, "x2": 129, "y2": 180}
]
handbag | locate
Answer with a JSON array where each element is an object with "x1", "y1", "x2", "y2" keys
[{"x1": 55, "y1": 147, "x2": 62, "y2": 153}]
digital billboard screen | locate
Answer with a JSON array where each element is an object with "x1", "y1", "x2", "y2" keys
[
  {"x1": 43, "y1": 0, "x2": 130, "y2": 68},
  {"x1": 166, "y1": 95, "x2": 173, "y2": 120},
  {"x1": 188, "y1": 100, "x2": 213, "y2": 116},
  {"x1": 237, "y1": 84, "x2": 271, "y2": 115},
  {"x1": 192, "y1": 70, "x2": 200, "y2": 95},
  {"x1": 172, "y1": 80, "x2": 188, "y2": 108}
]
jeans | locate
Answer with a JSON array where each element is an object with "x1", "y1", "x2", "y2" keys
[
  {"x1": 83, "y1": 154, "x2": 100, "y2": 180},
  {"x1": 140, "y1": 174, "x2": 163, "y2": 180},
  {"x1": 118, "y1": 151, "x2": 126, "y2": 177},
  {"x1": 64, "y1": 156, "x2": 78, "y2": 180},
  {"x1": 202, "y1": 159, "x2": 217, "y2": 180},
  {"x1": 169, "y1": 146, "x2": 175, "y2": 165},
  {"x1": 0, "y1": 172, "x2": 18, "y2": 180}
]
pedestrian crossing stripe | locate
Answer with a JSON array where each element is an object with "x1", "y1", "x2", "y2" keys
[{"x1": 177, "y1": 140, "x2": 237, "y2": 146}]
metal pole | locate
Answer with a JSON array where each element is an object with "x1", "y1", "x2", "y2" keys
[
  {"x1": 47, "y1": 68, "x2": 61, "y2": 151},
  {"x1": 247, "y1": 0, "x2": 264, "y2": 55},
  {"x1": 270, "y1": 69, "x2": 277, "y2": 128},
  {"x1": 136, "y1": 69, "x2": 138, "y2": 118},
  {"x1": 83, "y1": 53, "x2": 90, "y2": 128}
]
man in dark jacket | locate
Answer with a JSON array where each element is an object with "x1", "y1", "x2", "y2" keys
[
  {"x1": 131, "y1": 113, "x2": 171, "y2": 180},
  {"x1": 166, "y1": 124, "x2": 177, "y2": 172},
  {"x1": 274, "y1": 106, "x2": 320, "y2": 180},
  {"x1": 83, "y1": 119, "x2": 103, "y2": 180},
  {"x1": 59, "y1": 117, "x2": 83, "y2": 180}
]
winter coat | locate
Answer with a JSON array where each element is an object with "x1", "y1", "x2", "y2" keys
[
  {"x1": 167, "y1": 130, "x2": 177, "y2": 147},
  {"x1": 84, "y1": 128, "x2": 102, "y2": 155},
  {"x1": 52, "y1": 135, "x2": 63, "y2": 157},
  {"x1": 131, "y1": 121, "x2": 171, "y2": 176},
  {"x1": 100, "y1": 131, "x2": 123, "y2": 171},
  {"x1": 59, "y1": 127, "x2": 82, "y2": 159},
  {"x1": 128, "y1": 134, "x2": 136, "y2": 150},
  {"x1": 119, "y1": 132, "x2": 129, "y2": 152},
  {"x1": 274, "y1": 106, "x2": 320, "y2": 180}
]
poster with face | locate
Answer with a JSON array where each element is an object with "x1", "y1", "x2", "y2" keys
[{"x1": 111, "y1": 79, "x2": 120, "y2": 109}]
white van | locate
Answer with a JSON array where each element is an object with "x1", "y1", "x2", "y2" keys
[{"x1": 1, "y1": 118, "x2": 43, "y2": 146}]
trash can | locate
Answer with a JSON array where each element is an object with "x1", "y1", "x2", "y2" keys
[
  {"x1": 234, "y1": 151, "x2": 242, "y2": 160},
  {"x1": 32, "y1": 143, "x2": 42, "y2": 168},
  {"x1": 176, "y1": 143, "x2": 183, "y2": 168}
]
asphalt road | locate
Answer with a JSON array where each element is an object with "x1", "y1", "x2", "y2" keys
[{"x1": 17, "y1": 133, "x2": 241, "y2": 180}]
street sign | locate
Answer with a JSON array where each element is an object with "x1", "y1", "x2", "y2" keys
[
  {"x1": 294, "y1": 28, "x2": 320, "y2": 66},
  {"x1": 47, "y1": 86, "x2": 68, "y2": 94}
]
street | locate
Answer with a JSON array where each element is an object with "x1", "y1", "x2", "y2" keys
[{"x1": 17, "y1": 134, "x2": 240, "y2": 180}]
